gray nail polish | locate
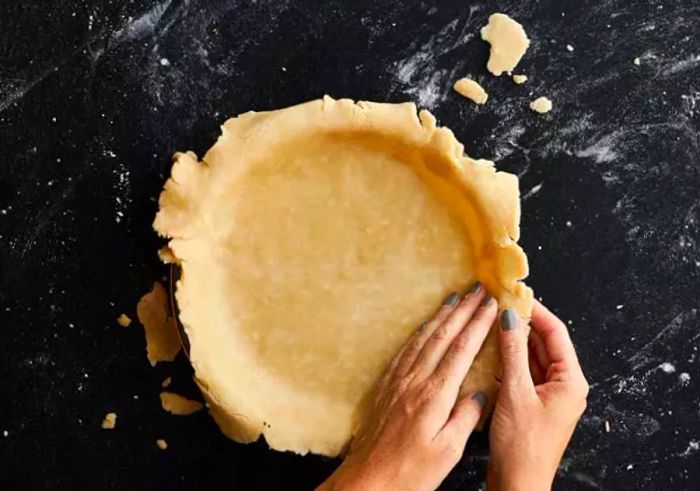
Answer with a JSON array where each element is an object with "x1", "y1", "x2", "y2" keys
[
  {"x1": 501, "y1": 309, "x2": 518, "y2": 331},
  {"x1": 481, "y1": 295, "x2": 494, "y2": 307},
  {"x1": 472, "y1": 391, "x2": 487, "y2": 408},
  {"x1": 444, "y1": 292, "x2": 460, "y2": 306},
  {"x1": 468, "y1": 281, "x2": 482, "y2": 294}
]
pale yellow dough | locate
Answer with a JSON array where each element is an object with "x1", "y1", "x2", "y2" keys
[
  {"x1": 481, "y1": 13, "x2": 530, "y2": 76},
  {"x1": 136, "y1": 282, "x2": 180, "y2": 366},
  {"x1": 512, "y1": 74, "x2": 528, "y2": 84},
  {"x1": 101, "y1": 412, "x2": 117, "y2": 430},
  {"x1": 453, "y1": 78, "x2": 488, "y2": 104},
  {"x1": 154, "y1": 96, "x2": 532, "y2": 457},
  {"x1": 530, "y1": 96, "x2": 553, "y2": 113},
  {"x1": 160, "y1": 392, "x2": 204, "y2": 415}
]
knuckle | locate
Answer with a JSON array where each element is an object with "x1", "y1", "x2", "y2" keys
[
  {"x1": 395, "y1": 377, "x2": 412, "y2": 393},
  {"x1": 443, "y1": 440, "x2": 464, "y2": 461},
  {"x1": 452, "y1": 331, "x2": 471, "y2": 351},
  {"x1": 431, "y1": 325, "x2": 450, "y2": 342},
  {"x1": 419, "y1": 383, "x2": 439, "y2": 403},
  {"x1": 503, "y1": 340, "x2": 525, "y2": 358}
]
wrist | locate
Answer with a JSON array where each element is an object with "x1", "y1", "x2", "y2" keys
[
  {"x1": 487, "y1": 463, "x2": 554, "y2": 491},
  {"x1": 319, "y1": 459, "x2": 389, "y2": 491}
]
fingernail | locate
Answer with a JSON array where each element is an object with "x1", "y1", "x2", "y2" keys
[
  {"x1": 481, "y1": 295, "x2": 494, "y2": 307},
  {"x1": 501, "y1": 309, "x2": 518, "y2": 331},
  {"x1": 472, "y1": 391, "x2": 487, "y2": 408},
  {"x1": 444, "y1": 292, "x2": 459, "y2": 306},
  {"x1": 468, "y1": 281, "x2": 482, "y2": 294}
]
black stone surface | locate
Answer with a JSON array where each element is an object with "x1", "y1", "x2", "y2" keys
[{"x1": 1, "y1": 1, "x2": 699, "y2": 489}]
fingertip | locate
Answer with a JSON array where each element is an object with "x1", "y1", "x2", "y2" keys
[
  {"x1": 500, "y1": 308, "x2": 519, "y2": 331},
  {"x1": 472, "y1": 391, "x2": 487, "y2": 410},
  {"x1": 443, "y1": 291, "x2": 460, "y2": 306},
  {"x1": 480, "y1": 295, "x2": 496, "y2": 308}
]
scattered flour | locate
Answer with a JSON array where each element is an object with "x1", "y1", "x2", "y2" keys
[
  {"x1": 392, "y1": 18, "x2": 474, "y2": 108},
  {"x1": 575, "y1": 138, "x2": 619, "y2": 163},
  {"x1": 112, "y1": 0, "x2": 173, "y2": 42},
  {"x1": 680, "y1": 440, "x2": 699, "y2": 457},
  {"x1": 659, "y1": 362, "x2": 676, "y2": 374}
]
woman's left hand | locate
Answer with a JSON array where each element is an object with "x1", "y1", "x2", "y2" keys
[{"x1": 318, "y1": 284, "x2": 497, "y2": 491}]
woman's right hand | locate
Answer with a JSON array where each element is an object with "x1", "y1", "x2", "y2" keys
[{"x1": 488, "y1": 300, "x2": 589, "y2": 490}]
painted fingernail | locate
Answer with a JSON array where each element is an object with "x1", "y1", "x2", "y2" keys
[
  {"x1": 481, "y1": 295, "x2": 494, "y2": 307},
  {"x1": 468, "y1": 281, "x2": 482, "y2": 294},
  {"x1": 501, "y1": 309, "x2": 518, "y2": 331},
  {"x1": 472, "y1": 391, "x2": 487, "y2": 408},
  {"x1": 444, "y1": 292, "x2": 460, "y2": 306}
]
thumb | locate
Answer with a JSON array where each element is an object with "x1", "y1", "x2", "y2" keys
[{"x1": 499, "y1": 309, "x2": 534, "y2": 393}]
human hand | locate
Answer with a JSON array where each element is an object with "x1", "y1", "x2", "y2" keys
[
  {"x1": 318, "y1": 284, "x2": 498, "y2": 491},
  {"x1": 488, "y1": 300, "x2": 589, "y2": 491}
]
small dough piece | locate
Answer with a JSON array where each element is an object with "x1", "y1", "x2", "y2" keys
[
  {"x1": 453, "y1": 78, "x2": 488, "y2": 104},
  {"x1": 481, "y1": 13, "x2": 530, "y2": 76},
  {"x1": 160, "y1": 392, "x2": 204, "y2": 415},
  {"x1": 162, "y1": 377, "x2": 172, "y2": 388},
  {"x1": 158, "y1": 246, "x2": 177, "y2": 264},
  {"x1": 156, "y1": 439, "x2": 168, "y2": 450},
  {"x1": 512, "y1": 74, "x2": 528, "y2": 84},
  {"x1": 154, "y1": 96, "x2": 532, "y2": 456},
  {"x1": 633, "y1": 57, "x2": 641, "y2": 66},
  {"x1": 136, "y1": 282, "x2": 181, "y2": 366},
  {"x1": 101, "y1": 412, "x2": 117, "y2": 429},
  {"x1": 116, "y1": 314, "x2": 132, "y2": 327},
  {"x1": 530, "y1": 96, "x2": 553, "y2": 113}
]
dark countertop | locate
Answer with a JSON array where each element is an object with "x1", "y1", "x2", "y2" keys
[{"x1": 1, "y1": 0, "x2": 699, "y2": 489}]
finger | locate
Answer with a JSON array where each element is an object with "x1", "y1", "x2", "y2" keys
[
  {"x1": 394, "y1": 292, "x2": 461, "y2": 378},
  {"x1": 499, "y1": 308, "x2": 535, "y2": 394},
  {"x1": 377, "y1": 322, "x2": 424, "y2": 392},
  {"x1": 438, "y1": 391, "x2": 486, "y2": 445},
  {"x1": 530, "y1": 300, "x2": 582, "y2": 372},
  {"x1": 411, "y1": 283, "x2": 486, "y2": 377},
  {"x1": 528, "y1": 348, "x2": 546, "y2": 385},
  {"x1": 528, "y1": 328, "x2": 550, "y2": 371},
  {"x1": 432, "y1": 295, "x2": 498, "y2": 399}
]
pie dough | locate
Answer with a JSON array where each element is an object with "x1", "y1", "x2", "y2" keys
[
  {"x1": 530, "y1": 96, "x2": 553, "y2": 114},
  {"x1": 160, "y1": 392, "x2": 204, "y2": 415},
  {"x1": 101, "y1": 412, "x2": 117, "y2": 430},
  {"x1": 481, "y1": 13, "x2": 530, "y2": 76},
  {"x1": 136, "y1": 282, "x2": 181, "y2": 365},
  {"x1": 453, "y1": 78, "x2": 488, "y2": 104},
  {"x1": 154, "y1": 96, "x2": 532, "y2": 456}
]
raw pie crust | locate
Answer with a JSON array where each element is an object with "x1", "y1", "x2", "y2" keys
[{"x1": 154, "y1": 96, "x2": 532, "y2": 457}]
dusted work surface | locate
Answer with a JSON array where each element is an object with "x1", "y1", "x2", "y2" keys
[{"x1": 0, "y1": 0, "x2": 698, "y2": 490}]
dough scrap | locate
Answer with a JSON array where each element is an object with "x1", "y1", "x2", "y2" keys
[
  {"x1": 136, "y1": 282, "x2": 181, "y2": 366},
  {"x1": 153, "y1": 96, "x2": 532, "y2": 456},
  {"x1": 156, "y1": 438, "x2": 168, "y2": 449},
  {"x1": 101, "y1": 412, "x2": 117, "y2": 429},
  {"x1": 512, "y1": 74, "x2": 528, "y2": 84},
  {"x1": 453, "y1": 78, "x2": 488, "y2": 104},
  {"x1": 530, "y1": 96, "x2": 553, "y2": 113},
  {"x1": 116, "y1": 313, "x2": 132, "y2": 327},
  {"x1": 158, "y1": 246, "x2": 177, "y2": 264},
  {"x1": 481, "y1": 13, "x2": 530, "y2": 76},
  {"x1": 160, "y1": 392, "x2": 204, "y2": 415},
  {"x1": 162, "y1": 376, "x2": 172, "y2": 388}
]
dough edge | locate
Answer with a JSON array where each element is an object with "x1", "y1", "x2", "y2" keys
[{"x1": 153, "y1": 95, "x2": 533, "y2": 456}]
